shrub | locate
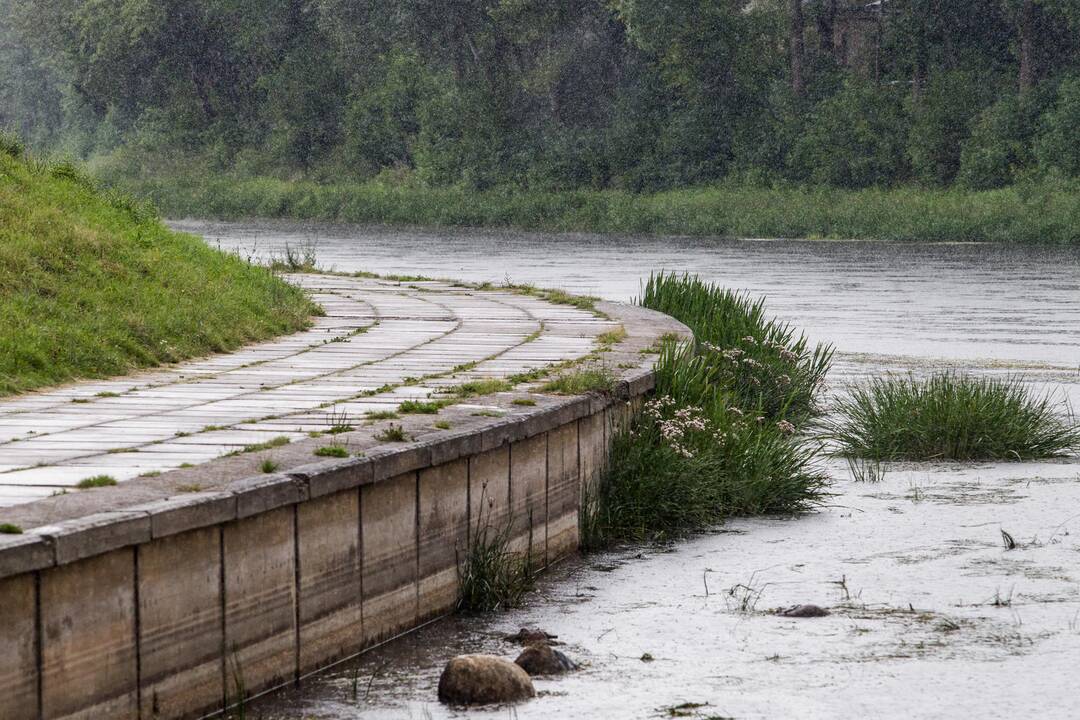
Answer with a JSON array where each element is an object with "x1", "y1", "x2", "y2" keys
[
  {"x1": 828, "y1": 373, "x2": 1080, "y2": 461},
  {"x1": 958, "y1": 92, "x2": 1045, "y2": 189},
  {"x1": 908, "y1": 71, "x2": 994, "y2": 186},
  {"x1": 1035, "y1": 76, "x2": 1080, "y2": 179},
  {"x1": 789, "y1": 81, "x2": 911, "y2": 188}
]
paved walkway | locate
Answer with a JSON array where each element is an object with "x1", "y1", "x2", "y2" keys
[{"x1": 0, "y1": 275, "x2": 617, "y2": 507}]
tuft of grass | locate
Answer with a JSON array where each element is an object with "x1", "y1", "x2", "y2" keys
[
  {"x1": 447, "y1": 378, "x2": 514, "y2": 398},
  {"x1": 77, "y1": 475, "x2": 118, "y2": 489},
  {"x1": 597, "y1": 326, "x2": 628, "y2": 347},
  {"x1": 434, "y1": 420, "x2": 452, "y2": 430},
  {"x1": 260, "y1": 459, "x2": 280, "y2": 473},
  {"x1": 828, "y1": 372, "x2": 1080, "y2": 461},
  {"x1": 541, "y1": 288, "x2": 598, "y2": 312},
  {"x1": 0, "y1": 523, "x2": 24, "y2": 534},
  {"x1": 457, "y1": 506, "x2": 533, "y2": 613},
  {"x1": 364, "y1": 410, "x2": 399, "y2": 421},
  {"x1": 0, "y1": 145, "x2": 318, "y2": 398},
  {"x1": 176, "y1": 483, "x2": 204, "y2": 493},
  {"x1": 94, "y1": 391, "x2": 120, "y2": 398},
  {"x1": 540, "y1": 367, "x2": 617, "y2": 395},
  {"x1": 398, "y1": 399, "x2": 448, "y2": 414},
  {"x1": 324, "y1": 406, "x2": 354, "y2": 434},
  {"x1": 314, "y1": 445, "x2": 349, "y2": 458},
  {"x1": 374, "y1": 423, "x2": 410, "y2": 442},
  {"x1": 511, "y1": 398, "x2": 537, "y2": 406},
  {"x1": 239, "y1": 435, "x2": 291, "y2": 453}
]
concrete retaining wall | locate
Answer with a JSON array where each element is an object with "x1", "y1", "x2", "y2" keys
[{"x1": 0, "y1": 380, "x2": 648, "y2": 719}]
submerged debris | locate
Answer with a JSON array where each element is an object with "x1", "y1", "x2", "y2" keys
[
  {"x1": 503, "y1": 627, "x2": 559, "y2": 645},
  {"x1": 777, "y1": 604, "x2": 831, "y2": 618}
]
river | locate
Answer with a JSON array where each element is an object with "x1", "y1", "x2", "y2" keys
[{"x1": 176, "y1": 220, "x2": 1080, "y2": 720}]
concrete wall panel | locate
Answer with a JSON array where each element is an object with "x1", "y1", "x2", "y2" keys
[{"x1": 138, "y1": 527, "x2": 223, "y2": 719}]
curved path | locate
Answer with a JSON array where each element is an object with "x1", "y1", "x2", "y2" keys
[{"x1": 0, "y1": 275, "x2": 618, "y2": 507}]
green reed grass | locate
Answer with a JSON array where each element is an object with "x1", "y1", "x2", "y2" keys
[
  {"x1": 585, "y1": 275, "x2": 833, "y2": 545},
  {"x1": 641, "y1": 272, "x2": 833, "y2": 420},
  {"x1": 101, "y1": 161, "x2": 1080, "y2": 245},
  {"x1": 456, "y1": 512, "x2": 533, "y2": 613},
  {"x1": 829, "y1": 372, "x2": 1080, "y2": 461}
]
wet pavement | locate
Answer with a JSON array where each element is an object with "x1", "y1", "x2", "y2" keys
[{"x1": 0, "y1": 275, "x2": 614, "y2": 506}]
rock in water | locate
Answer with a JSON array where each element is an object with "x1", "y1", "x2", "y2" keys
[
  {"x1": 515, "y1": 643, "x2": 579, "y2": 675},
  {"x1": 778, "y1": 604, "x2": 830, "y2": 618},
  {"x1": 437, "y1": 655, "x2": 536, "y2": 705}
]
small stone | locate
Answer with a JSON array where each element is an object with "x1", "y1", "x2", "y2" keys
[
  {"x1": 438, "y1": 654, "x2": 536, "y2": 705},
  {"x1": 514, "y1": 643, "x2": 579, "y2": 676},
  {"x1": 503, "y1": 627, "x2": 559, "y2": 645},
  {"x1": 640, "y1": 652, "x2": 654, "y2": 662},
  {"x1": 778, "y1": 604, "x2": 830, "y2": 618}
]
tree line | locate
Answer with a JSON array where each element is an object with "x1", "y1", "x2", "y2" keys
[{"x1": 1, "y1": 0, "x2": 1078, "y2": 192}]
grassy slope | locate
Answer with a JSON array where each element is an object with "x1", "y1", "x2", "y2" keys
[
  {"x1": 111, "y1": 169, "x2": 1080, "y2": 244},
  {"x1": 0, "y1": 149, "x2": 318, "y2": 396}
]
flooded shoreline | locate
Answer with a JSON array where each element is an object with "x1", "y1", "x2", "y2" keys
[{"x1": 176, "y1": 222, "x2": 1080, "y2": 719}]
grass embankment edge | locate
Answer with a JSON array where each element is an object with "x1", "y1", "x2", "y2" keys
[{"x1": 0, "y1": 139, "x2": 320, "y2": 397}]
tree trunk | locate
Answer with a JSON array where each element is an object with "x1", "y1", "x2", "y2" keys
[
  {"x1": 1018, "y1": 0, "x2": 1036, "y2": 92},
  {"x1": 817, "y1": 0, "x2": 837, "y2": 56},
  {"x1": 790, "y1": 0, "x2": 805, "y2": 97}
]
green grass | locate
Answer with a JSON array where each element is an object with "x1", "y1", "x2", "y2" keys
[
  {"x1": 641, "y1": 272, "x2": 833, "y2": 420},
  {"x1": 374, "y1": 423, "x2": 410, "y2": 442},
  {"x1": 260, "y1": 459, "x2": 280, "y2": 473},
  {"x1": 239, "y1": 436, "x2": 291, "y2": 453},
  {"x1": 0, "y1": 147, "x2": 318, "y2": 397},
  {"x1": 540, "y1": 367, "x2": 617, "y2": 395},
  {"x1": 828, "y1": 373, "x2": 1080, "y2": 461},
  {"x1": 0, "y1": 523, "x2": 24, "y2": 534},
  {"x1": 511, "y1": 398, "x2": 537, "y2": 406},
  {"x1": 585, "y1": 275, "x2": 833, "y2": 546},
  {"x1": 457, "y1": 508, "x2": 533, "y2": 613},
  {"x1": 447, "y1": 379, "x2": 514, "y2": 398},
  {"x1": 313, "y1": 445, "x2": 349, "y2": 458},
  {"x1": 76, "y1": 475, "x2": 118, "y2": 489},
  {"x1": 364, "y1": 410, "x2": 399, "y2": 420},
  {"x1": 434, "y1": 420, "x2": 452, "y2": 430},
  {"x1": 398, "y1": 399, "x2": 448, "y2": 414},
  {"x1": 101, "y1": 166, "x2": 1080, "y2": 244}
]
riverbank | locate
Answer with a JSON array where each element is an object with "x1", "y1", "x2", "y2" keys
[
  {"x1": 0, "y1": 142, "x2": 316, "y2": 396},
  {"x1": 107, "y1": 170, "x2": 1080, "y2": 244}
]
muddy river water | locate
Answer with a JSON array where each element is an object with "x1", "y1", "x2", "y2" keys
[{"x1": 178, "y1": 221, "x2": 1080, "y2": 720}]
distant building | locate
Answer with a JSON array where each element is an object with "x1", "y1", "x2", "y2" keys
[{"x1": 832, "y1": 1, "x2": 885, "y2": 76}]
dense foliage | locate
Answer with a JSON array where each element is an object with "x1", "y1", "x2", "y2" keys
[
  {"x1": 584, "y1": 274, "x2": 833, "y2": 544},
  {"x1": 828, "y1": 373, "x2": 1080, "y2": 461},
  {"x1": 2, "y1": 0, "x2": 1079, "y2": 194},
  {"x1": 0, "y1": 135, "x2": 316, "y2": 395}
]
